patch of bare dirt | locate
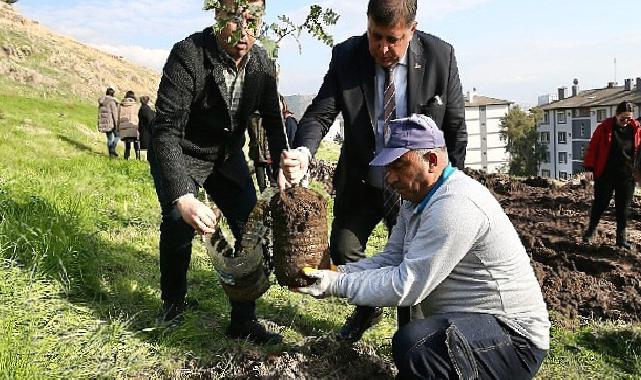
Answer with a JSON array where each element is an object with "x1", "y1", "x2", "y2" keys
[
  {"x1": 465, "y1": 169, "x2": 641, "y2": 322},
  {"x1": 177, "y1": 335, "x2": 396, "y2": 379}
]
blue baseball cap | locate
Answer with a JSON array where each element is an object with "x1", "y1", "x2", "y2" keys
[{"x1": 370, "y1": 114, "x2": 446, "y2": 166}]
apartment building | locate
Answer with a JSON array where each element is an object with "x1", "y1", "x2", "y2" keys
[
  {"x1": 465, "y1": 91, "x2": 512, "y2": 173},
  {"x1": 537, "y1": 78, "x2": 641, "y2": 180}
]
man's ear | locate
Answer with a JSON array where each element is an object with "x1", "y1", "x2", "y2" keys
[{"x1": 426, "y1": 152, "x2": 438, "y2": 170}]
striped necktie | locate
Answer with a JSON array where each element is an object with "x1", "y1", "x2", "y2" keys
[{"x1": 382, "y1": 65, "x2": 401, "y2": 226}]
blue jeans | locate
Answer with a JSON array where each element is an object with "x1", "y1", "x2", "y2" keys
[
  {"x1": 392, "y1": 313, "x2": 547, "y2": 379},
  {"x1": 106, "y1": 130, "x2": 119, "y2": 153},
  {"x1": 148, "y1": 148, "x2": 259, "y2": 322}
]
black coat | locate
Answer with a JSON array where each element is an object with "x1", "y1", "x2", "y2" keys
[
  {"x1": 152, "y1": 27, "x2": 286, "y2": 202},
  {"x1": 138, "y1": 103, "x2": 155, "y2": 150},
  {"x1": 294, "y1": 31, "x2": 467, "y2": 203}
]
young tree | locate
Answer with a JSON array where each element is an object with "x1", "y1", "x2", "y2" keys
[
  {"x1": 499, "y1": 106, "x2": 548, "y2": 176},
  {"x1": 203, "y1": 0, "x2": 339, "y2": 59}
]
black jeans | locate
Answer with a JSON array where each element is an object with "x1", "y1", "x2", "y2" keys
[
  {"x1": 589, "y1": 174, "x2": 635, "y2": 234},
  {"x1": 149, "y1": 150, "x2": 258, "y2": 322},
  {"x1": 392, "y1": 313, "x2": 547, "y2": 379},
  {"x1": 123, "y1": 138, "x2": 140, "y2": 160}
]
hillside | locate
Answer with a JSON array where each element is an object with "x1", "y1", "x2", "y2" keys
[{"x1": 0, "y1": 2, "x2": 159, "y2": 101}]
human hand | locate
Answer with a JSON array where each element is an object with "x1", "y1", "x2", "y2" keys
[
  {"x1": 175, "y1": 194, "x2": 218, "y2": 235},
  {"x1": 278, "y1": 149, "x2": 310, "y2": 191},
  {"x1": 294, "y1": 267, "x2": 342, "y2": 299},
  {"x1": 584, "y1": 172, "x2": 593, "y2": 182}
]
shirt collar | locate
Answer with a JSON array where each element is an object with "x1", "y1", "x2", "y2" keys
[{"x1": 414, "y1": 165, "x2": 456, "y2": 214}]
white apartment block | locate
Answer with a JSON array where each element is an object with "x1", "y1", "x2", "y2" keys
[
  {"x1": 465, "y1": 91, "x2": 512, "y2": 173},
  {"x1": 537, "y1": 78, "x2": 641, "y2": 180}
]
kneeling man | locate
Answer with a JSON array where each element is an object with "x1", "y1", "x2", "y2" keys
[{"x1": 296, "y1": 114, "x2": 550, "y2": 379}]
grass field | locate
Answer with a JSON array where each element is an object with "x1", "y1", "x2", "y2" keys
[{"x1": 1, "y1": 85, "x2": 640, "y2": 378}]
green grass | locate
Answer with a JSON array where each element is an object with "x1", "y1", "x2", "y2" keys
[{"x1": 0, "y1": 87, "x2": 640, "y2": 378}]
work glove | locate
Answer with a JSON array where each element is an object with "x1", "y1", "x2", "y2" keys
[{"x1": 296, "y1": 267, "x2": 342, "y2": 299}]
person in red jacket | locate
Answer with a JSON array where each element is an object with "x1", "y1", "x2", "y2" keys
[{"x1": 583, "y1": 101, "x2": 641, "y2": 248}]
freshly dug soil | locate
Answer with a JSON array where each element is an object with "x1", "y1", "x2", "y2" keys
[
  {"x1": 464, "y1": 169, "x2": 641, "y2": 322},
  {"x1": 271, "y1": 187, "x2": 331, "y2": 287}
]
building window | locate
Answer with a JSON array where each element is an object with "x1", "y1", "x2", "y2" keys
[
  {"x1": 573, "y1": 108, "x2": 590, "y2": 118},
  {"x1": 558, "y1": 152, "x2": 568, "y2": 164},
  {"x1": 580, "y1": 124, "x2": 586, "y2": 137},
  {"x1": 559, "y1": 171, "x2": 569, "y2": 180},
  {"x1": 557, "y1": 111, "x2": 567, "y2": 124},
  {"x1": 558, "y1": 132, "x2": 567, "y2": 144},
  {"x1": 580, "y1": 145, "x2": 586, "y2": 157},
  {"x1": 541, "y1": 169, "x2": 551, "y2": 178},
  {"x1": 540, "y1": 132, "x2": 550, "y2": 143},
  {"x1": 597, "y1": 109, "x2": 607, "y2": 122},
  {"x1": 543, "y1": 112, "x2": 550, "y2": 124}
]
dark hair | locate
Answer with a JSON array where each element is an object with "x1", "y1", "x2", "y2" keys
[
  {"x1": 125, "y1": 90, "x2": 136, "y2": 100},
  {"x1": 106, "y1": 88, "x2": 115, "y2": 96},
  {"x1": 367, "y1": 0, "x2": 417, "y2": 27},
  {"x1": 616, "y1": 101, "x2": 634, "y2": 114}
]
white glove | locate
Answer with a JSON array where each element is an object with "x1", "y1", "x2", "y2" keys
[{"x1": 296, "y1": 267, "x2": 342, "y2": 299}]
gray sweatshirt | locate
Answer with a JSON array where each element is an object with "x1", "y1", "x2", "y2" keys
[{"x1": 335, "y1": 170, "x2": 550, "y2": 349}]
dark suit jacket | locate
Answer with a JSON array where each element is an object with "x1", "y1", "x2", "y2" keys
[
  {"x1": 152, "y1": 27, "x2": 286, "y2": 202},
  {"x1": 294, "y1": 31, "x2": 467, "y2": 202}
]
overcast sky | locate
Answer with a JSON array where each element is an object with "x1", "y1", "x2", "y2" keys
[{"x1": 17, "y1": 0, "x2": 641, "y2": 105}]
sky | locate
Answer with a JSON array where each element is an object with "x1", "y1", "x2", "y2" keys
[{"x1": 16, "y1": 0, "x2": 641, "y2": 106}]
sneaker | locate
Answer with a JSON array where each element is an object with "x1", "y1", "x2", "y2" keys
[
  {"x1": 226, "y1": 319, "x2": 283, "y2": 345},
  {"x1": 337, "y1": 306, "x2": 384, "y2": 343}
]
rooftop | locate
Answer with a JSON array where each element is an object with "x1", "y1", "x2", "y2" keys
[
  {"x1": 465, "y1": 95, "x2": 511, "y2": 107},
  {"x1": 540, "y1": 86, "x2": 641, "y2": 110}
]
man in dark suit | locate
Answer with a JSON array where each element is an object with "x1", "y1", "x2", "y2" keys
[
  {"x1": 279, "y1": 0, "x2": 467, "y2": 342},
  {"x1": 150, "y1": 0, "x2": 285, "y2": 344}
]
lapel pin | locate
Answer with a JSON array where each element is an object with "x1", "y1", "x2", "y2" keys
[{"x1": 415, "y1": 63, "x2": 422, "y2": 69}]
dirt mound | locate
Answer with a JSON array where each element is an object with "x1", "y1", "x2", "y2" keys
[{"x1": 465, "y1": 168, "x2": 641, "y2": 322}]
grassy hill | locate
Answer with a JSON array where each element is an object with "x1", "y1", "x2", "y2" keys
[
  {"x1": 0, "y1": 3, "x2": 640, "y2": 379},
  {"x1": 0, "y1": 3, "x2": 159, "y2": 101}
]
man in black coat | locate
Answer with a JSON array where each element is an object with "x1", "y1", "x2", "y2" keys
[
  {"x1": 150, "y1": 0, "x2": 286, "y2": 344},
  {"x1": 279, "y1": 0, "x2": 467, "y2": 342},
  {"x1": 138, "y1": 96, "x2": 155, "y2": 152}
]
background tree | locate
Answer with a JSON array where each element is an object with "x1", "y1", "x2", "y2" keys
[{"x1": 499, "y1": 106, "x2": 548, "y2": 176}]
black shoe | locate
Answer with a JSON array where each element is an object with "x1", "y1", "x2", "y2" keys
[
  {"x1": 226, "y1": 319, "x2": 283, "y2": 345},
  {"x1": 616, "y1": 230, "x2": 631, "y2": 249},
  {"x1": 337, "y1": 306, "x2": 384, "y2": 343},
  {"x1": 157, "y1": 299, "x2": 195, "y2": 324},
  {"x1": 582, "y1": 227, "x2": 595, "y2": 244}
]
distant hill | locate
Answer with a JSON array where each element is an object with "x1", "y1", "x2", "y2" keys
[
  {"x1": 0, "y1": 3, "x2": 159, "y2": 102},
  {"x1": 282, "y1": 94, "x2": 314, "y2": 118}
]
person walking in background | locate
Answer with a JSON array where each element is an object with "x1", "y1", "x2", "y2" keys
[
  {"x1": 117, "y1": 90, "x2": 141, "y2": 160},
  {"x1": 280, "y1": 95, "x2": 298, "y2": 144},
  {"x1": 583, "y1": 101, "x2": 641, "y2": 248},
  {"x1": 138, "y1": 95, "x2": 155, "y2": 160},
  {"x1": 97, "y1": 87, "x2": 119, "y2": 157},
  {"x1": 279, "y1": 0, "x2": 467, "y2": 342},
  {"x1": 149, "y1": 0, "x2": 286, "y2": 344},
  {"x1": 247, "y1": 112, "x2": 275, "y2": 192}
]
